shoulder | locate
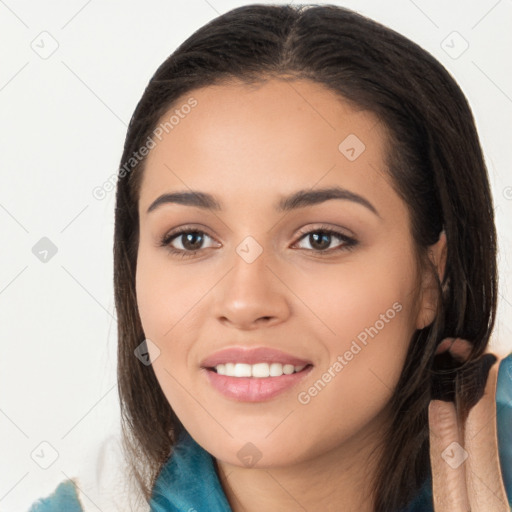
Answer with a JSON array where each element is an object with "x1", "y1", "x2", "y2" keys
[
  {"x1": 28, "y1": 431, "x2": 150, "y2": 512},
  {"x1": 28, "y1": 479, "x2": 83, "y2": 512}
]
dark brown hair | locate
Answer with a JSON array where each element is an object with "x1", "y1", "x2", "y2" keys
[{"x1": 114, "y1": 4, "x2": 497, "y2": 510}]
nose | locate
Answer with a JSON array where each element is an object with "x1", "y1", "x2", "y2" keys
[{"x1": 212, "y1": 247, "x2": 291, "y2": 330}]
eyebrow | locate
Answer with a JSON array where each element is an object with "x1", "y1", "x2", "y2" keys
[{"x1": 146, "y1": 186, "x2": 379, "y2": 216}]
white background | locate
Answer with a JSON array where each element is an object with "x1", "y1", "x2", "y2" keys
[{"x1": 1, "y1": 1, "x2": 511, "y2": 510}]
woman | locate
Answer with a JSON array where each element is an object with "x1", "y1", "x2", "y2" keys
[{"x1": 30, "y1": 4, "x2": 512, "y2": 511}]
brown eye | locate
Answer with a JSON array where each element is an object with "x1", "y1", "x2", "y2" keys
[
  {"x1": 160, "y1": 228, "x2": 219, "y2": 257},
  {"x1": 295, "y1": 229, "x2": 357, "y2": 253},
  {"x1": 175, "y1": 232, "x2": 205, "y2": 251}
]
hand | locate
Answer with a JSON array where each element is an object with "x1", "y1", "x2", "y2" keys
[{"x1": 428, "y1": 338, "x2": 510, "y2": 511}]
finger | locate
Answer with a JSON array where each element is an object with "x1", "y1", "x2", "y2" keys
[
  {"x1": 436, "y1": 337, "x2": 456, "y2": 355},
  {"x1": 464, "y1": 355, "x2": 509, "y2": 512},
  {"x1": 448, "y1": 338, "x2": 473, "y2": 361},
  {"x1": 435, "y1": 337, "x2": 472, "y2": 361},
  {"x1": 429, "y1": 399, "x2": 471, "y2": 511}
]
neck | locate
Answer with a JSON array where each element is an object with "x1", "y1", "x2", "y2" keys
[{"x1": 215, "y1": 409, "x2": 389, "y2": 512}]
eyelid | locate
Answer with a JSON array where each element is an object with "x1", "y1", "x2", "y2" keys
[
  {"x1": 160, "y1": 223, "x2": 358, "y2": 257},
  {"x1": 160, "y1": 224, "x2": 220, "y2": 247},
  {"x1": 291, "y1": 224, "x2": 357, "y2": 251},
  {"x1": 161, "y1": 222, "x2": 217, "y2": 239},
  {"x1": 293, "y1": 223, "x2": 355, "y2": 241}
]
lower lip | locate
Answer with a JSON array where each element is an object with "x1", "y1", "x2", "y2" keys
[{"x1": 203, "y1": 366, "x2": 312, "y2": 402}]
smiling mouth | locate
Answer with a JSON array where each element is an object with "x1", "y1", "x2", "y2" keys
[{"x1": 208, "y1": 362, "x2": 313, "y2": 378}]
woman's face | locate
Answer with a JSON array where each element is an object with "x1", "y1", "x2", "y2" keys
[{"x1": 135, "y1": 78, "x2": 443, "y2": 468}]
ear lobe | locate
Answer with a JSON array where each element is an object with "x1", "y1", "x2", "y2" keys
[{"x1": 415, "y1": 230, "x2": 448, "y2": 330}]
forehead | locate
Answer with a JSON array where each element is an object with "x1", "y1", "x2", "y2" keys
[{"x1": 138, "y1": 78, "x2": 394, "y2": 214}]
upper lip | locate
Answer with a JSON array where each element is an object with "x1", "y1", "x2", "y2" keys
[{"x1": 200, "y1": 347, "x2": 312, "y2": 368}]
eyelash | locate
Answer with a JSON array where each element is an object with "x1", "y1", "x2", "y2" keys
[{"x1": 159, "y1": 224, "x2": 358, "y2": 259}]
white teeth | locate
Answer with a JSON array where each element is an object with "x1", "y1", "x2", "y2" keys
[
  {"x1": 269, "y1": 362, "x2": 283, "y2": 377},
  {"x1": 252, "y1": 362, "x2": 270, "y2": 378},
  {"x1": 283, "y1": 364, "x2": 295, "y2": 375},
  {"x1": 233, "y1": 363, "x2": 252, "y2": 377},
  {"x1": 214, "y1": 362, "x2": 307, "y2": 378}
]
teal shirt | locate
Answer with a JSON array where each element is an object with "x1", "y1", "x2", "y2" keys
[{"x1": 29, "y1": 353, "x2": 512, "y2": 512}]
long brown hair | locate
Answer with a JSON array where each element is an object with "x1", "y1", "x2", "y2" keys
[{"x1": 114, "y1": 4, "x2": 497, "y2": 510}]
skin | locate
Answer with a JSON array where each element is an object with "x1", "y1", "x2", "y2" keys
[
  {"x1": 134, "y1": 78, "x2": 506, "y2": 511},
  {"x1": 430, "y1": 339, "x2": 509, "y2": 511}
]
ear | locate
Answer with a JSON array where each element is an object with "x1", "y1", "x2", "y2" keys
[{"x1": 415, "y1": 230, "x2": 447, "y2": 330}]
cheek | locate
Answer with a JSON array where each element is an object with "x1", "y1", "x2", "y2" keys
[
  {"x1": 135, "y1": 250, "x2": 200, "y2": 412},
  {"x1": 135, "y1": 246, "x2": 208, "y2": 342},
  {"x1": 298, "y1": 249, "x2": 418, "y2": 346},
  {"x1": 286, "y1": 264, "x2": 418, "y2": 454},
  {"x1": 298, "y1": 251, "x2": 419, "y2": 397},
  {"x1": 135, "y1": 255, "x2": 171, "y2": 340}
]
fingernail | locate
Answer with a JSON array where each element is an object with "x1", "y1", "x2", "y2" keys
[{"x1": 435, "y1": 337, "x2": 455, "y2": 355}]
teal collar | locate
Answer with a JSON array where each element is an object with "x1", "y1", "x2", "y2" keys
[{"x1": 149, "y1": 431, "x2": 232, "y2": 512}]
